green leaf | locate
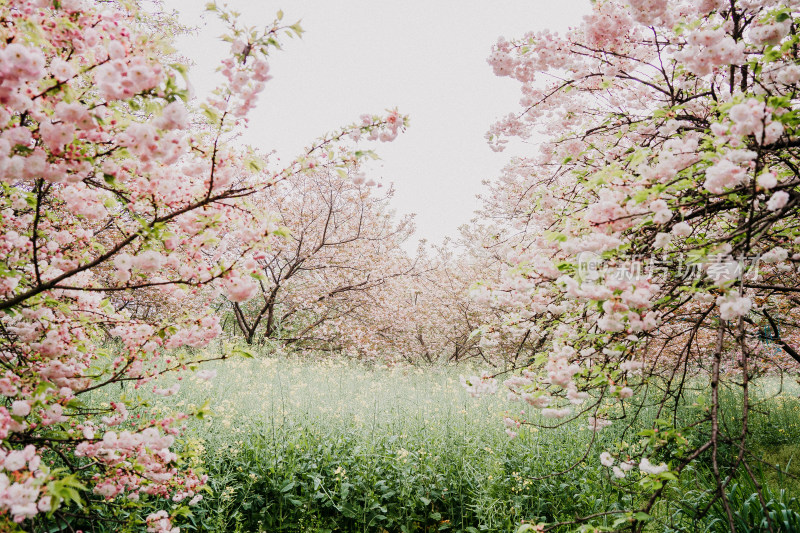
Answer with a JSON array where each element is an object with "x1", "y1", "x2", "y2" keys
[
  {"x1": 233, "y1": 346, "x2": 256, "y2": 358},
  {"x1": 544, "y1": 231, "x2": 567, "y2": 243},
  {"x1": 47, "y1": 473, "x2": 87, "y2": 512},
  {"x1": 764, "y1": 47, "x2": 782, "y2": 62},
  {"x1": 632, "y1": 189, "x2": 651, "y2": 204},
  {"x1": 244, "y1": 154, "x2": 265, "y2": 172},
  {"x1": 201, "y1": 103, "x2": 222, "y2": 125},
  {"x1": 193, "y1": 399, "x2": 213, "y2": 419},
  {"x1": 272, "y1": 226, "x2": 291, "y2": 238},
  {"x1": 173, "y1": 506, "x2": 193, "y2": 518}
]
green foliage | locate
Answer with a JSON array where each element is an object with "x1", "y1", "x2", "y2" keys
[
  {"x1": 46, "y1": 472, "x2": 87, "y2": 512},
  {"x1": 90, "y1": 357, "x2": 634, "y2": 532},
  {"x1": 668, "y1": 469, "x2": 800, "y2": 533},
  {"x1": 74, "y1": 357, "x2": 800, "y2": 533}
]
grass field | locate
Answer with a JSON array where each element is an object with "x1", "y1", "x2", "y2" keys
[{"x1": 94, "y1": 353, "x2": 800, "y2": 532}]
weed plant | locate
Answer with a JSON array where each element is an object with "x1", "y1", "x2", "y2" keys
[{"x1": 86, "y1": 354, "x2": 800, "y2": 533}]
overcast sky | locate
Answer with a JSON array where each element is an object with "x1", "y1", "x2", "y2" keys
[{"x1": 164, "y1": 0, "x2": 591, "y2": 246}]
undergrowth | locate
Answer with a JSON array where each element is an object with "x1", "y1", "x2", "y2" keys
[{"x1": 80, "y1": 354, "x2": 800, "y2": 533}]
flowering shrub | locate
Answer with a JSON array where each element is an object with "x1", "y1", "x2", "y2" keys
[
  {"x1": 0, "y1": 0, "x2": 405, "y2": 529},
  {"x1": 474, "y1": 0, "x2": 800, "y2": 529}
]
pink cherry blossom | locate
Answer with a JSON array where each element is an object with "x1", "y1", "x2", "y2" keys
[{"x1": 767, "y1": 190, "x2": 789, "y2": 211}]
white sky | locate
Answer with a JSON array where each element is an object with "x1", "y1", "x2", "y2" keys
[{"x1": 164, "y1": 0, "x2": 591, "y2": 246}]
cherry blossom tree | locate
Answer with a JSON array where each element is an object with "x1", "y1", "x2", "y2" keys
[
  {"x1": 0, "y1": 0, "x2": 405, "y2": 529},
  {"x1": 473, "y1": 0, "x2": 800, "y2": 530},
  {"x1": 357, "y1": 241, "x2": 482, "y2": 364},
  {"x1": 369, "y1": 229, "x2": 542, "y2": 366},
  {"x1": 224, "y1": 167, "x2": 417, "y2": 354}
]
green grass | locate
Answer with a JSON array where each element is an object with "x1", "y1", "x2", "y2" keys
[
  {"x1": 138, "y1": 356, "x2": 634, "y2": 532},
  {"x1": 82, "y1": 354, "x2": 800, "y2": 533}
]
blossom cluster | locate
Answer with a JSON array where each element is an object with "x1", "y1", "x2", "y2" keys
[
  {"x1": 0, "y1": 0, "x2": 406, "y2": 528},
  {"x1": 469, "y1": 2, "x2": 800, "y2": 517}
]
